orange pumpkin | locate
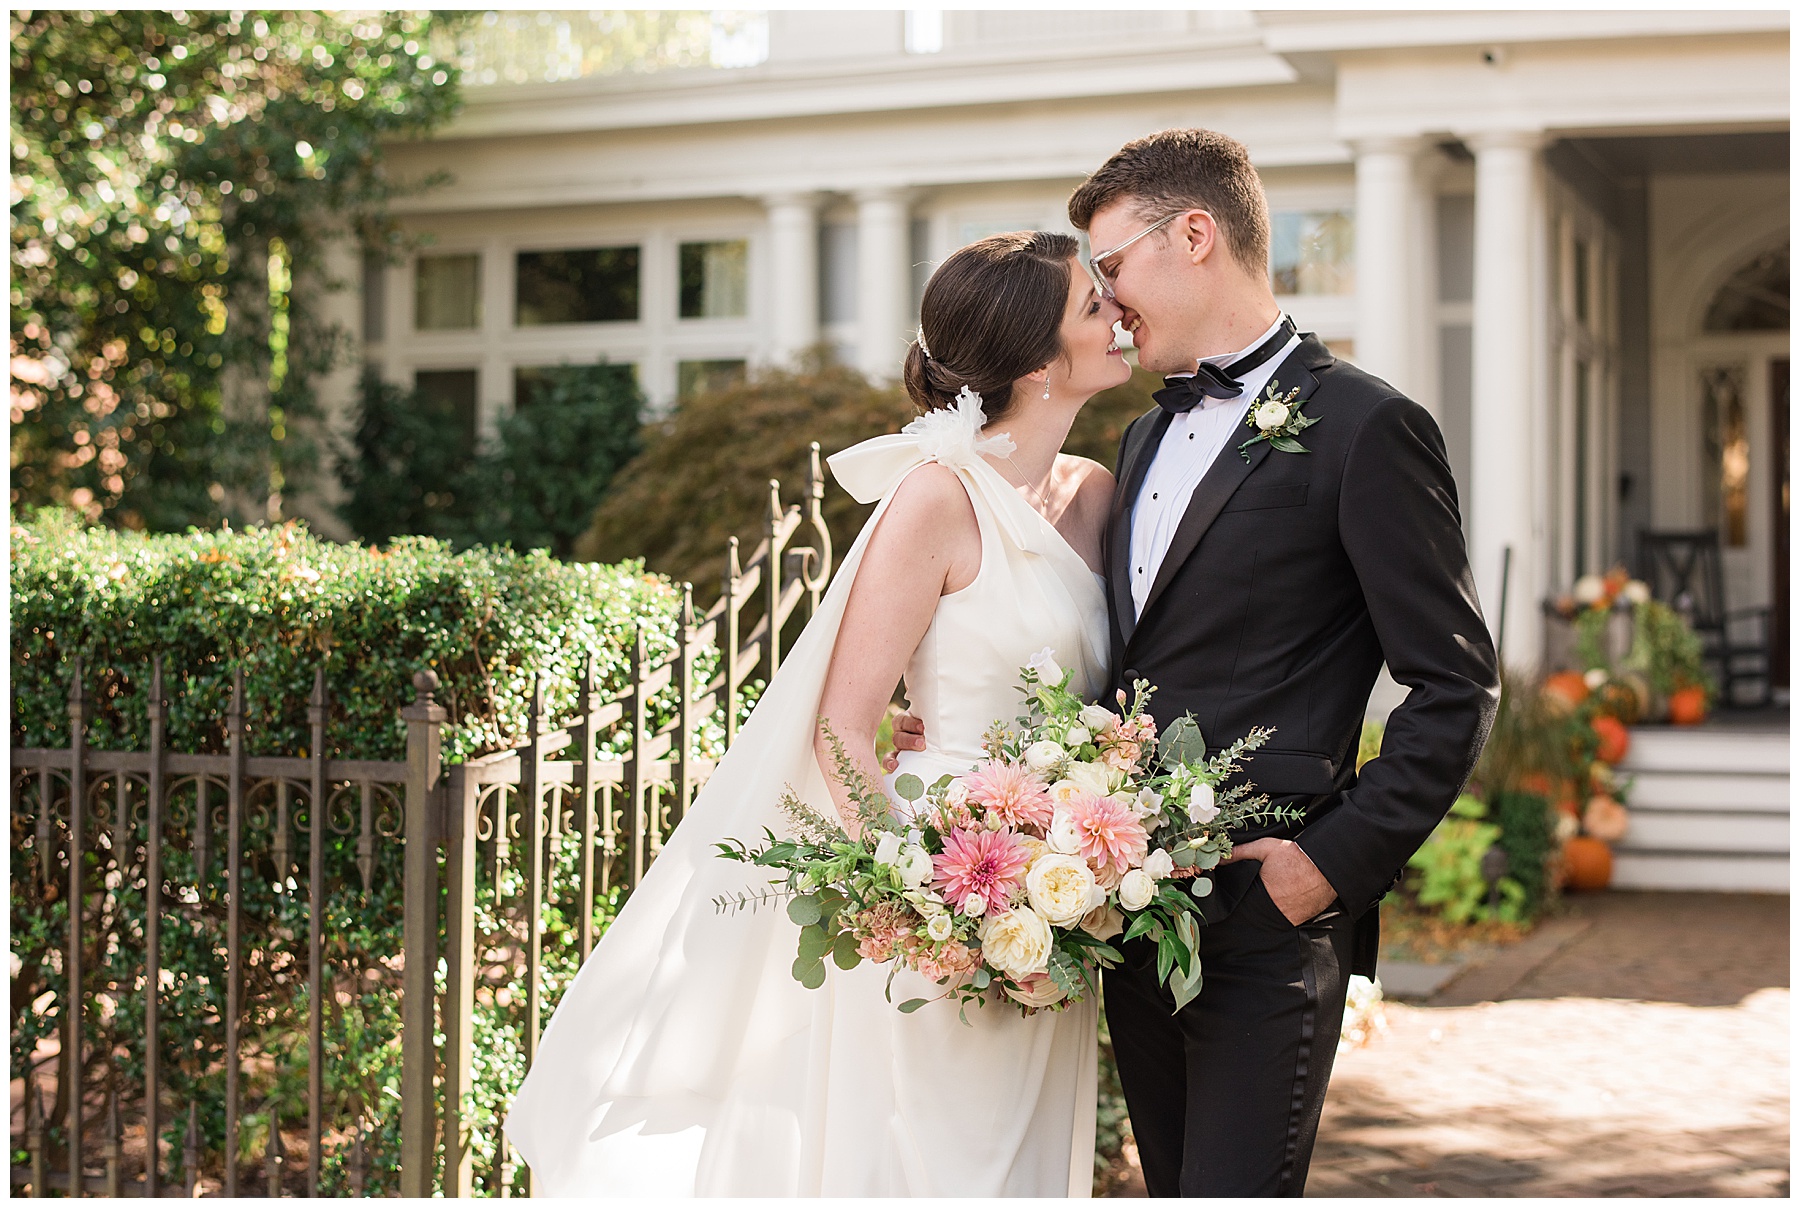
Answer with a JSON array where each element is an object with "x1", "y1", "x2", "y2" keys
[
  {"x1": 1543, "y1": 670, "x2": 1590, "y2": 712},
  {"x1": 1668, "y1": 685, "x2": 1708, "y2": 726},
  {"x1": 1562, "y1": 836, "x2": 1614, "y2": 891},
  {"x1": 1591, "y1": 715, "x2": 1631, "y2": 765},
  {"x1": 1518, "y1": 771, "x2": 1556, "y2": 798}
]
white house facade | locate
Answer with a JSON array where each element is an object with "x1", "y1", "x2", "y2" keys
[{"x1": 335, "y1": 11, "x2": 1785, "y2": 687}]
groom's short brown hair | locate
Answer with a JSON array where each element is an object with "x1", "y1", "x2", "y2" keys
[{"x1": 1068, "y1": 128, "x2": 1271, "y2": 276}]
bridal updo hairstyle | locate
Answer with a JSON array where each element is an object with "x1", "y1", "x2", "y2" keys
[{"x1": 903, "y1": 230, "x2": 1079, "y2": 424}]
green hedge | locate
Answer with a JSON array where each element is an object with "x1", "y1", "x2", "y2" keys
[
  {"x1": 9, "y1": 510, "x2": 725, "y2": 1193},
  {"x1": 11, "y1": 509, "x2": 708, "y2": 764}
]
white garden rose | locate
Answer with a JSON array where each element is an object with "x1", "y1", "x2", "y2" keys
[
  {"x1": 1079, "y1": 704, "x2": 1118, "y2": 734},
  {"x1": 1623, "y1": 578, "x2": 1651, "y2": 605},
  {"x1": 1187, "y1": 781, "x2": 1220, "y2": 825},
  {"x1": 1064, "y1": 725, "x2": 1092, "y2": 748},
  {"x1": 1255, "y1": 400, "x2": 1290, "y2": 431},
  {"x1": 1573, "y1": 574, "x2": 1606, "y2": 604},
  {"x1": 872, "y1": 831, "x2": 904, "y2": 866},
  {"x1": 926, "y1": 913, "x2": 954, "y2": 942},
  {"x1": 1025, "y1": 647, "x2": 1063, "y2": 685},
  {"x1": 1024, "y1": 740, "x2": 1066, "y2": 771},
  {"x1": 961, "y1": 891, "x2": 988, "y2": 918},
  {"x1": 1079, "y1": 901, "x2": 1124, "y2": 942},
  {"x1": 1118, "y1": 868, "x2": 1156, "y2": 911},
  {"x1": 898, "y1": 845, "x2": 934, "y2": 888},
  {"x1": 1025, "y1": 853, "x2": 1099, "y2": 926},
  {"x1": 1583, "y1": 668, "x2": 1608, "y2": 691},
  {"x1": 1048, "y1": 808, "x2": 1083, "y2": 855},
  {"x1": 1066, "y1": 760, "x2": 1113, "y2": 797},
  {"x1": 978, "y1": 907, "x2": 1054, "y2": 979},
  {"x1": 1142, "y1": 848, "x2": 1175, "y2": 881},
  {"x1": 1048, "y1": 779, "x2": 1083, "y2": 804}
]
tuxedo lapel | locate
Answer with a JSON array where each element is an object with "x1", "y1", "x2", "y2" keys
[
  {"x1": 1131, "y1": 346, "x2": 1326, "y2": 635},
  {"x1": 1108, "y1": 409, "x2": 1171, "y2": 646}
]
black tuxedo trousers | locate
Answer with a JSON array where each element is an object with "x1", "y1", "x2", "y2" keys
[{"x1": 1101, "y1": 335, "x2": 1500, "y2": 1196}]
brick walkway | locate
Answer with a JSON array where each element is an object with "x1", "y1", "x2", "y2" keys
[{"x1": 1308, "y1": 891, "x2": 1790, "y2": 1197}]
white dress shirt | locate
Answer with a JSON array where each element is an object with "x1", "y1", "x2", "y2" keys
[{"x1": 1128, "y1": 314, "x2": 1302, "y2": 618}]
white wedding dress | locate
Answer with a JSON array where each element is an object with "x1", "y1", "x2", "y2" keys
[{"x1": 505, "y1": 394, "x2": 1111, "y2": 1197}]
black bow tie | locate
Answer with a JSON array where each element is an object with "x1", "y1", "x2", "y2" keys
[{"x1": 1151, "y1": 316, "x2": 1298, "y2": 415}]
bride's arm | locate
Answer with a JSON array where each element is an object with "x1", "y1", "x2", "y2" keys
[{"x1": 815, "y1": 464, "x2": 981, "y2": 837}]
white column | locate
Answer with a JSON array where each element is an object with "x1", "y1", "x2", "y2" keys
[
  {"x1": 763, "y1": 192, "x2": 821, "y2": 368},
  {"x1": 1467, "y1": 129, "x2": 1547, "y2": 665},
  {"x1": 855, "y1": 188, "x2": 913, "y2": 381},
  {"x1": 1353, "y1": 136, "x2": 1424, "y2": 397}
]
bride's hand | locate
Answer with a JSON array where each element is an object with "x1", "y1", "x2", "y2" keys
[{"x1": 884, "y1": 711, "x2": 928, "y2": 771}]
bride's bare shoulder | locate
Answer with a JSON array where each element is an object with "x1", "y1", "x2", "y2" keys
[
  {"x1": 1054, "y1": 454, "x2": 1116, "y2": 514},
  {"x1": 875, "y1": 462, "x2": 980, "y2": 545}
]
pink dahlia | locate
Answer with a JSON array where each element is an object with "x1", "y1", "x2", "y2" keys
[
  {"x1": 1066, "y1": 792, "x2": 1149, "y2": 878},
  {"x1": 962, "y1": 760, "x2": 1054, "y2": 829},
  {"x1": 932, "y1": 827, "x2": 1031, "y2": 914}
]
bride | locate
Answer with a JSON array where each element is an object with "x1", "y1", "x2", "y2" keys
[{"x1": 505, "y1": 230, "x2": 1131, "y2": 1196}]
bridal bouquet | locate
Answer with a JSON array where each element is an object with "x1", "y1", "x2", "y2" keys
[{"x1": 715, "y1": 650, "x2": 1300, "y2": 1017}]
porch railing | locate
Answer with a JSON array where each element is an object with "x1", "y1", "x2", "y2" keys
[{"x1": 9, "y1": 447, "x2": 833, "y2": 1197}]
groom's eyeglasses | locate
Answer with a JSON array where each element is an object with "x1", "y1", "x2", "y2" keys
[{"x1": 1086, "y1": 209, "x2": 1209, "y2": 301}]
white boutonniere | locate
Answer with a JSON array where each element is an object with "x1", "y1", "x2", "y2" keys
[{"x1": 1237, "y1": 380, "x2": 1318, "y2": 462}]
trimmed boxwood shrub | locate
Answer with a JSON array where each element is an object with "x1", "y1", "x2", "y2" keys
[
  {"x1": 11, "y1": 508, "x2": 712, "y2": 764},
  {"x1": 9, "y1": 509, "x2": 730, "y2": 1193}
]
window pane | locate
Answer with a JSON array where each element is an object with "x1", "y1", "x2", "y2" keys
[
  {"x1": 514, "y1": 362, "x2": 637, "y2": 409},
  {"x1": 1573, "y1": 238, "x2": 1591, "y2": 326},
  {"x1": 678, "y1": 240, "x2": 749, "y2": 319},
  {"x1": 516, "y1": 247, "x2": 640, "y2": 325},
  {"x1": 1703, "y1": 242, "x2": 1788, "y2": 332},
  {"x1": 1702, "y1": 364, "x2": 1751, "y2": 548},
  {"x1": 415, "y1": 254, "x2": 481, "y2": 331},
  {"x1": 677, "y1": 358, "x2": 746, "y2": 400},
  {"x1": 1270, "y1": 210, "x2": 1354, "y2": 296},
  {"x1": 362, "y1": 250, "x2": 388, "y2": 342},
  {"x1": 414, "y1": 369, "x2": 480, "y2": 453}
]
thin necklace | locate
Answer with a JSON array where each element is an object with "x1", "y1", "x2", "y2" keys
[{"x1": 1002, "y1": 455, "x2": 1053, "y2": 516}]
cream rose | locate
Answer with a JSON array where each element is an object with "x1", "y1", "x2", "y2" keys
[
  {"x1": 1255, "y1": 400, "x2": 1290, "y2": 431},
  {"x1": 961, "y1": 891, "x2": 988, "y2": 918},
  {"x1": 1078, "y1": 704, "x2": 1118, "y2": 734},
  {"x1": 1048, "y1": 808, "x2": 1083, "y2": 855},
  {"x1": 1024, "y1": 740, "x2": 1066, "y2": 772},
  {"x1": 1025, "y1": 853, "x2": 1099, "y2": 926},
  {"x1": 1080, "y1": 901, "x2": 1124, "y2": 942},
  {"x1": 898, "y1": 845, "x2": 934, "y2": 888},
  {"x1": 1142, "y1": 848, "x2": 1175, "y2": 881},
  {"x1": 1005, "y1": 972, "x2": 1069, "y2": 1009},
  {"x1": 978, "y1": 907, "x2": 1053, "y2": 979},
  {"x1": 1118, "y1": 868, "x2": 1156, "y2": 911},
  {"x1": 1064, "y1": 724, "x2": 1092, "y2": 748},
  {"x1": 1048, "y1": 779, "x2": 1084, "y2": 805},
  {"x1": 1065, "y1": 761, "x2": 1113, "y2": 797}
]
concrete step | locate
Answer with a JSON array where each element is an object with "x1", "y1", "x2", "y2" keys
[
  {"x1": 1611, "y1": 851, "x2": 1789, "y2": 893},
  {"x1": 1615, "y1": 809, "x2": 1790, "y2": 852},
  {"x1": 1619, "y1": 726, "x2": 1789, "y2": 775},
  {"x1": 1625, "y1": 771, "x2": 1789, "y2": 813}
]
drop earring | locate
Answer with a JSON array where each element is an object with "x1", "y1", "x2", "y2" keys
[{"x1": 1041, "y1": 380, "x2": 1051, "y2": 401}]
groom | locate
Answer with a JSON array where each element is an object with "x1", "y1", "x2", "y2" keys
[{"x1": 896, "y1": 128, "x2": 1499, "y2": 1196}]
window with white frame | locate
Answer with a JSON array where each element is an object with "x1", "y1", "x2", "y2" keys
[
  {"x1": 678, "y1": 240, "x2": 749, "y2": 319},
  {"x1": 415, "y1": 253, "x2": 481, "y2": 331},
  {"x1": 516, "y1": 247, "x2": 640, "y2": 325}
]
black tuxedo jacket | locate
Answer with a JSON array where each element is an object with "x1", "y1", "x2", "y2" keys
[{"x1": 1106, "y1": 334, "x2": 1499, "y2": 970}]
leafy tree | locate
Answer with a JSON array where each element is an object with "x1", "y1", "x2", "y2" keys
[
  {"x1": 336, "y1": 364, "x2": 643, "y2": 557},
  {"x1": 10, "y1": 10, "x2": 466, "y2": 531},
  {"x1": 574, "y1": 360, "x2": 1160, "y2": 594}
]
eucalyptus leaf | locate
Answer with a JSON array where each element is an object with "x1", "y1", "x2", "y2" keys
[
  {"x1": 930, "y1": 774, "x2": 954, "y2": 792},
  {"x1": 1191, "y1": 876, "x2": 1214, "y2": 898},
  {"x1": 1196, "y1": 848, "x2": 1222, "y2": 870},
  {"x1": 832, "y1": 929, "x2": 862, "y2": 970},
  {"x1": 893, "y1": 772, "x2": 925, "y2": 802},
  {"x1": 970, "y1": 966, "x2": 992, "y2": 990},
  {"x1": 798, "y1": 959, "x2": 827, "y2": 990},
  {"x1": 897, "y1": 998, "x2": 930, "y2": 1013},
  {"x1": 797, "y1": 923, "x2": 833, "y2": 962},
  {"x1": 1172, "y1": 847, "x2": 1198, "y2": 868},
  {"x1": 786, "y1": 895, "x2": 822, "y2": 926},
  {"x1": 1158, "y1": 715, "x2": 1206, "y2": 767}
]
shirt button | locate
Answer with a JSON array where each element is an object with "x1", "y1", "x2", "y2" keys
[
  {"x1": 1151, "y1": 492, "x2": 1158, "y2": 500},
  {"x1": 1188, "y1": 433, "x2": 1195, "y2": 440}
]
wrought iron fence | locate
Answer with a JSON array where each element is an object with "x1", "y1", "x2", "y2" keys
[{"x1": 10, "y1": 449, "x2": 833, "y2": 1197}]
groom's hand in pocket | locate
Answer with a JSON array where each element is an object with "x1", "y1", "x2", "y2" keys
[
  {"x1": 1222, "y1": 837, "x2": 1338, "y2": 926},
  {"x1": 883, "y1": 711, "x2": 927, "y2": 771}
]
